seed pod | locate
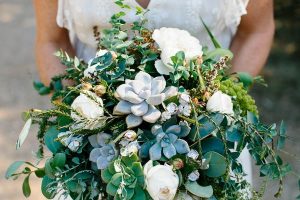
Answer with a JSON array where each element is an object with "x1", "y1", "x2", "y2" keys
[
  {"x1": 172, "y1": 158, "x2": 184, "y2": 170},
  {"x1": 82, "y1": 82, "x2": 93, "y2": 91},
  {"x1": 94, "y1": 85, "x2": 106, "y2": 96}
]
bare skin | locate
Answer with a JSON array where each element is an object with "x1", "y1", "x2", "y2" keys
[{"x1": 34, "y1": 0, "x2": 275, "y2": 85}]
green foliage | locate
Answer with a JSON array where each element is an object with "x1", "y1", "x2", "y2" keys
[
  {"x1": 219, "y1": 78, "x2": 258, "y2": 116},
  {"x1": 41, "y1": 176, "x2": 57, "y2": 199},
  {"x1": 44, "y1": 126, "x2": 62, "y2": 154},
  {"x1": 22, "y1": 175, "x2": 31, "y2": 198},
  {"x1": 101, "y1": 154, "x2": 147, "y2": 200},
  {"x1": 277, "y1": 121, "x2": 287, "y2": 149},
  {"x1": 33, "y1": 81, "x2": 51, "y2": 95},
  {"x1": 185, "y1": 181, "x2": 213, "y2": 198},
  {"x1": 203, "y1": 151, "x2": 227, "y2": 178},
  {"x1": 7, "y1": 1, "x2": 296, "y2": 199}
]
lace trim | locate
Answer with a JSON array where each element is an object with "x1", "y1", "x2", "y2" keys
[
  {"x1": 57, "y1": 0, "x2": 72, "y2": 30},
  {"x1": 225, "y1": 0, "x2": 250, "y2": 34}
]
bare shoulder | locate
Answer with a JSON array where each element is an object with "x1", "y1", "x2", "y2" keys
[
  {"x1": 34, "y1": 0, "x2": 69, "y2": 43},
  {"x1": 240, "y1": 0, "x2": 275, "y2": 32}
]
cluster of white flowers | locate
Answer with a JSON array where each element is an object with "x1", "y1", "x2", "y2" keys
[
  {"x1": 161, "y1": 93, "x2": 192, "y2": 122},
  {"x1": 119, "y1": 130, "x2": 140, "y2": 156}
]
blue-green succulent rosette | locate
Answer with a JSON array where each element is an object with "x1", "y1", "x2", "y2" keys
[{"x1": 140, "y1": 122, "x2": 191, "y2": 160}]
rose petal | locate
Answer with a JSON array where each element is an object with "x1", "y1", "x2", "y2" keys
[
  {"x1": 143, "y1": 105, "x2": 161, "y2": 123},
  {"x1": 131, "y1": 101, "x2": 149, "y2": 116},
  {"x1": 154, "y1": 60, "x2": 174, "y2": 75},
  {"x1": 126, "y1": 114, "x2": 143, "y2": 128}
]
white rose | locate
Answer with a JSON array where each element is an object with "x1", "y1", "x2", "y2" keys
[
  {"x1": 71, "y1": 91, "x2": 104, "y2": 121},
  {"x1": 144, "y1": 161, "x2": 179, "y2": 200},
  {"x1": 206, "y1": 91, "x2": 234, "y2": 115},
  {"x1": 152, "y1": 28, "x2": 203, "y2": 75}
]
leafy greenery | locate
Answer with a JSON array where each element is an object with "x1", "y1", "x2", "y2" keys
[{"x1": 6, "y1": 1, "x2": 297, "y2": 199}]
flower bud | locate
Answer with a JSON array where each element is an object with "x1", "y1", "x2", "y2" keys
[
  {"x1": 82, "y1": 82, "x2": 93, "y2": 91},
  {"x1": 111, "y1": 51, "x2": 118, "y2": 60},
  {"x1": 124, "y1": 130, "x2": 137, "y2": 141},
  {"x1": 188, "y1": 170, "x2": 200, "y2": 181},
  {"x1": 203, "y1": 91, "x2": 211, "y2": 101},
  {"x1": 196, "y1": 56, "x2": 203, "y2": 65},
  {"x1": 187, "y1": 149, "x2": 199, "y2": 160},
  {"x1": 172, "y1": 158, "x2": 184, "y2": 170},
  {"x1": 94, "y1": 85, "x2": 106, "y2": 96}
]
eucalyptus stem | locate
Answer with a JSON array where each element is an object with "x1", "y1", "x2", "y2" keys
[
  {"x1": 178, "y1": 114, "x2": 197, "y2": 124},
  {"x1": 241, "y1": 120, "x2": 284, "y2": 197}
]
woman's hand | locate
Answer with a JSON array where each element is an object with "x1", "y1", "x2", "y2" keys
[
  {"x1": 230, "y1": 0, "x2": 275, "y2": 76},
  {"x1": 34, "y1": 0, "x2": 75, "y2": 86}
]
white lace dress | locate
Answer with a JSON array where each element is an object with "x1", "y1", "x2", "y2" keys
[{"x1": 55, "y1": 0, "x2": 252, "y2": 197}]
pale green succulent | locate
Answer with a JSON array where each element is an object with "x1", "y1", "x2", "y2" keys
[{"x1": 113, "y1": 71, "x2": 178, "y2": 128}]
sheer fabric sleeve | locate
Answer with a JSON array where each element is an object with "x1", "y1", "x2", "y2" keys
[
  {"x1": 225, "y1": 0, "x2": 250, "y2": 34},
  {"x1": 56, "y1": 0, "x2": 73, "y2": 31}
]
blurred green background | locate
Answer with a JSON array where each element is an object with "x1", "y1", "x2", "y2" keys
[
  {"x1": 250, "y1": 1, "x2": 300, "y2": 199},
  {"x1": 0, "y1": 0, "x2": 299, "y2": 199}
]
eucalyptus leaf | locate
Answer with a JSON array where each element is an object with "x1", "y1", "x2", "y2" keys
[
  {"x1": 237, "y1": 72, "x2": 254, "y2": 89},
  {"x1": 52, "y1": 153, "x2": 66, "y2": 169},
  {"x1": 226, "y1": 126, "x2": 242, "y2": 142},
  {"x1": 22, "y1": 175, "x2": 31, "y2": 198},
  {"x1": 198, "y1": 113, "x2": 224, "y2": 138},
  {"x1": 16, "y1": 118, "x2": 32, "y2": 149},
  {"x1": 203, "y1": 151, "x2": 227, "y2": 178},
  {"x1": 41, "y1": 176, "x2": 57, "y2": 199},
  {"x1": 5, "y1": 161, "x2": 25, "y2": 179},
  {"x1": 277, "y1": 121, "x2": 287, "y2": 149},
  {"x1": 202, "y1": 137, "x2": 225, "y2": 155},
  {"x1": 44, "y1": 126, "x2": 62, "y2": 154},
  {"x1": 247, "y1": 111, "x2": 259, "y2": 125},
  {"x1": 45, "y1": 159, "x2": 55, "y2": 179},
  {"x1": 185, "y1": 181, "x2": 213, "y2": 198}
]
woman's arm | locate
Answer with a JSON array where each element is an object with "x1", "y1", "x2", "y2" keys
[
  {"x1": 34, "y1": 0, "x2": 75, "y2": 85},
  {"x1": 230, "y1": 0, "x2": 275, "y2": 76}
]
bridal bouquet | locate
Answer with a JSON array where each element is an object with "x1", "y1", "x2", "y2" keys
[{"x1": 6, "y1": 2, "x2": 295, "y2": 200}]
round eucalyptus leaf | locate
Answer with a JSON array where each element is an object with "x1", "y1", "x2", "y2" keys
[
  {"x1": 185, "y1": 181, "x2": 213, "y2": 198},
  {"x1": 203, "y1": 151, "x2": 227, "y2": 178}
]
